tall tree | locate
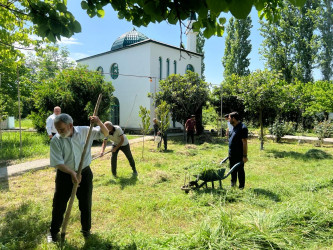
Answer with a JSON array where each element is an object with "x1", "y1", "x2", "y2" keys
[
  {"x1": 222, "y1": 16, "x2": 252, "y2": 78},
  {"x1": 152, "y1": 71, "x2": 209, "y2": 135},
  {"x1": 260, "y1": 0, "x2": 320, "y2": 83},
  {"x1": 138, "y1": 106, "x2": 151, "y2": 159},
  {"x1": 259, "y1": 3, "x2": 298, "y2": 82},
  {"x1": 318, "y1": 0, "x2": 333, "y2": 80},
  {"x1": 294, "y1": 0, "x2": 319, "y2": 83},
  {"x1": 196, "y1": 31, "x2": 206, "y2": 80},
  {"x1": 222, "y1": 18, "x2": 236, "y2": 78}
]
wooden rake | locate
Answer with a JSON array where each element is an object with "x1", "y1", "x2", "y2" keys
[{"x1": 60, "y1": 94, "x2": 102, "y2": 243}]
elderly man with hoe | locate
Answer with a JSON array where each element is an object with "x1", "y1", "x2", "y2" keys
[
  {"x1": 46, "y1": 106, "x2": 61, "y2": 139},
  {"x1": 47, "y1": 113, "x2": 109, "y2": 243},
  {"x1": 228, "y1": 112, "x2": 248, "y2": 189},
  {"x1": 100, "y1": 121, "x2": 138, "y2": 177}
]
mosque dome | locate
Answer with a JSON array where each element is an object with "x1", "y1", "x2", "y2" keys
[{"x1": 111, "y1": 28, "x2": 149, "y2": 51}]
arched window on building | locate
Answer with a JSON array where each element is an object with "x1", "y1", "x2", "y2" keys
[
  {"x1": 166, "y1": 58, "x2": 170, "y2": 77},
  {"x1": 97, "y1": 66, "x2": 103, "y2": 74},
  {"x1": 111, "y1": 97, "x2": 120, "y2": 125},
  {"x1": 159, "y1": 57, "x2": 162, "y2": 80},
  {"x1": 173, "y1": 60, "x2": 177, "y2": 74},
  {"x1": 110, "y1": 63, "x2": 119, "y2": 79},
  {"x1": 186, "y1": 64, "x2": 194, "y2": 73}
]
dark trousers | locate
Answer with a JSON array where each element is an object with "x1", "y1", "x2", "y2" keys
[
  {"x1": 158, "y1": 134, "x2": 167, "y2": 150},
  {"x1": 111, "y1": 144, "x2": 136, "y2": 176},
  {"x1": 187, "y1": 130, "x2": 195, "y2": 143},
  {"x1": 50, "y1": 167, "x2": 93, "y2": 235},
  {"x1": 229, "y1": 157, "x2": 245, "y2": 188}
]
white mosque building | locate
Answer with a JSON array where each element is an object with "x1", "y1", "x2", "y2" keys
[{"x1": 77, "y1": 19, "x2": 202, "y2": 131}]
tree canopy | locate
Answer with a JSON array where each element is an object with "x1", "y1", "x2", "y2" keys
[
  {"x1": 31, "y1": 66, "x2": 114, "y2": 132},
  {"x1": 0, "y1": 0, "x2": 307, "y2": 43},
  {"x1": 152, "y1": 71, "x2": 209, "y2": 128}
]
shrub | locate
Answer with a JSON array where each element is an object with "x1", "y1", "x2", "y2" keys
[
  {"x1": 314, "y1": 119, "x2": 333, "y2": 143},
  {"x1": 269, "y1": 120, "x2": 296, "y2": 142},
  {"x1": 31, "y1": 66, "x2": 114, "y2": 132}
]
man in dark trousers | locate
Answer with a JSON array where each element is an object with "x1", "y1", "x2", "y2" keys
[
  {"x1": 100, "y1": 121, "x2": 137, "y2": 177},
  {"x1": 48, "y1": 113, "x2": 109, "y2": 243},
  {"x1": 185, "y1": 115, "x2": 196, "y2": 144},
  {"x1": 228, "y1": 112, "x2": 248, "y2": 189}
]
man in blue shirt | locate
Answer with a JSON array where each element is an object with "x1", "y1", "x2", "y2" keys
[{"x1": 228, "y1": 112, "x2": 248, "y2": 189}]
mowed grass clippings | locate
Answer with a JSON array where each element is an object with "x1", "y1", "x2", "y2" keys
[{"x1": 0, "y1": 137, "x2": 333, "y2": 249}]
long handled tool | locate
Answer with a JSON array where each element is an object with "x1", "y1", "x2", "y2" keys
[
  {"x1": 91, "y1": 149, "x2": 112, "y2": 161},
  {"x1": 60, "y1": 94, "x2": 102, "y2": 243}
]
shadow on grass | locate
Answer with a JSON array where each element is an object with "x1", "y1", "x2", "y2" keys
[
  {"x1": 169, "y1": 136, "x2": 227, "y2": 146},
  {"x1": 190, "y1": 186, "x2": 242, "y2": 204},
  {"x1": 267, "y1": 148, "x2": 332, "y2": 160},
  {"x1": 0, "y1": 201, "x2": 49, "y2": 249},
  {"x1": 252, "y1": 188, "x2": 281, "y2": 202},
  {"x1": 118, "y1": 175, "x2": 138, "y2": 190},
  {"x1": 58, "y1": 233, "x2": 137, "y2": 249}
]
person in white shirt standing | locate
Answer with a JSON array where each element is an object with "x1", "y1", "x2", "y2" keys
[{"x1": 46, "y1": 106, "x2": 61, "y2": 139}]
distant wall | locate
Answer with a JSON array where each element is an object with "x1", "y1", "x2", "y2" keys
[{"x1": 0, "y1": 117, "x2": 15, "y2": 129}]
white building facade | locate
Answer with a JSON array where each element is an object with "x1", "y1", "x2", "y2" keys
[{"x1": 77, "y1": 28, "x2": 202, "y2": 130}]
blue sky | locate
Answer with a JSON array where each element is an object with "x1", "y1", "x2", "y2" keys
[{"x1": 61, "y1": 3, "x2": 266, "y2": 86}]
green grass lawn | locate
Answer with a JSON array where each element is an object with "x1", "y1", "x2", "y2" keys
[
  {"x1": 0, "y1": 131, "x2": 50, "y2": 163},
  {"x1": 0, "y1": 137, "x2": 333, "y2": 249},
  {"x1": 14, "y1": 118, "x2": 34, "y2": 129}
]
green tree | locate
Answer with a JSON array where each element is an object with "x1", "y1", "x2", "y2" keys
[
  {"x1": 138, "y1": 106, "x2": 151, "y2": 158},
  {"x1": 31, "y1": 66, "x2": 114, "y2": 132},
  {"x1": 238, "y1": 70, "x2": 287, "y2": 150},
  {"x1": 259, "y1": 3, "x2": 298, "y2": 82},
  {"x1": 0, "y1": 0, "x2": 81, "y2": 43},
  {"x1": 155, "y1": 101, "x2": 170, "y2": 137},
  {"x1": 260, "y1": 0, "x2": 320, "y2": 83},
  {"x1": 294, "y1": 0, "x2": 319, "y2": 83},
  {"x1": 210, "y1": 76, "x2": 246, "y2": 121},
  {"x1": 222, "y1": 16, "x2": 252, "y2": 78},
  {"x1": 222, "y1": 18, "x2": 236, "y2": 78},
  {"x1": 79, "y1": 0, "x2": 307, "y2": 38},
  {"x1": 196, "y1": 31, "x2": 206, "y2": 80},
  {"x1": 0, "y1": 0, "x2": 307, "y2": 47},
  {"x1": 301, "y1": 80, "x2": 333, "y2": 117},
  {"x1": 25, "y1": 45, "x2": 75, "y2": 81},
  {"x1": 318, "y1": 0, "x2": 333, "y2": 80},
  {"x1": 21, "y1": 45, "x2": 75, "y2": 117},
  {"x1": 152, "y1": 71, "x2": 209, "y2": 135}
]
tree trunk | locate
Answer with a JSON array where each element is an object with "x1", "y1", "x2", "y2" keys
[
  {"x1": 142, "y1": 135, "x2": 145, "y2": 159},
  {"x1": 183, "y1": 121, "x2": 187, "y2": 143},
  {"x1": 195, "y1": 106, "x2": 204, "y2": 135},
  {"x1": 260, "y1": 109, "x2": 264, "y2": 150}
]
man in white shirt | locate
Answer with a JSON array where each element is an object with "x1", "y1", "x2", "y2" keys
[
  {"x1": 46, "y1": 106, "x2": 61, "y2": 139},
  {"x1": 48, "y1": 113, "x2": 108, "y2": 243},
  {"x1": 225, "y1": 114, "x2": 233, "y2": 138},
  {"x1": 100, "y1": 121, "x2": 137, "y2": 177}
]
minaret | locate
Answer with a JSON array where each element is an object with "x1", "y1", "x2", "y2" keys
[{"x1": 186, "y1": 12, "x2": 198, "y2": 52}]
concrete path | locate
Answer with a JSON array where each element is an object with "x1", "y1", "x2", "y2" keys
[
  {"x1": 264, "y1": 134, "x2": 333, "y2": 145},
  {"x1": 0, "y1": 136, "x2": 154, "y2": 180}
]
